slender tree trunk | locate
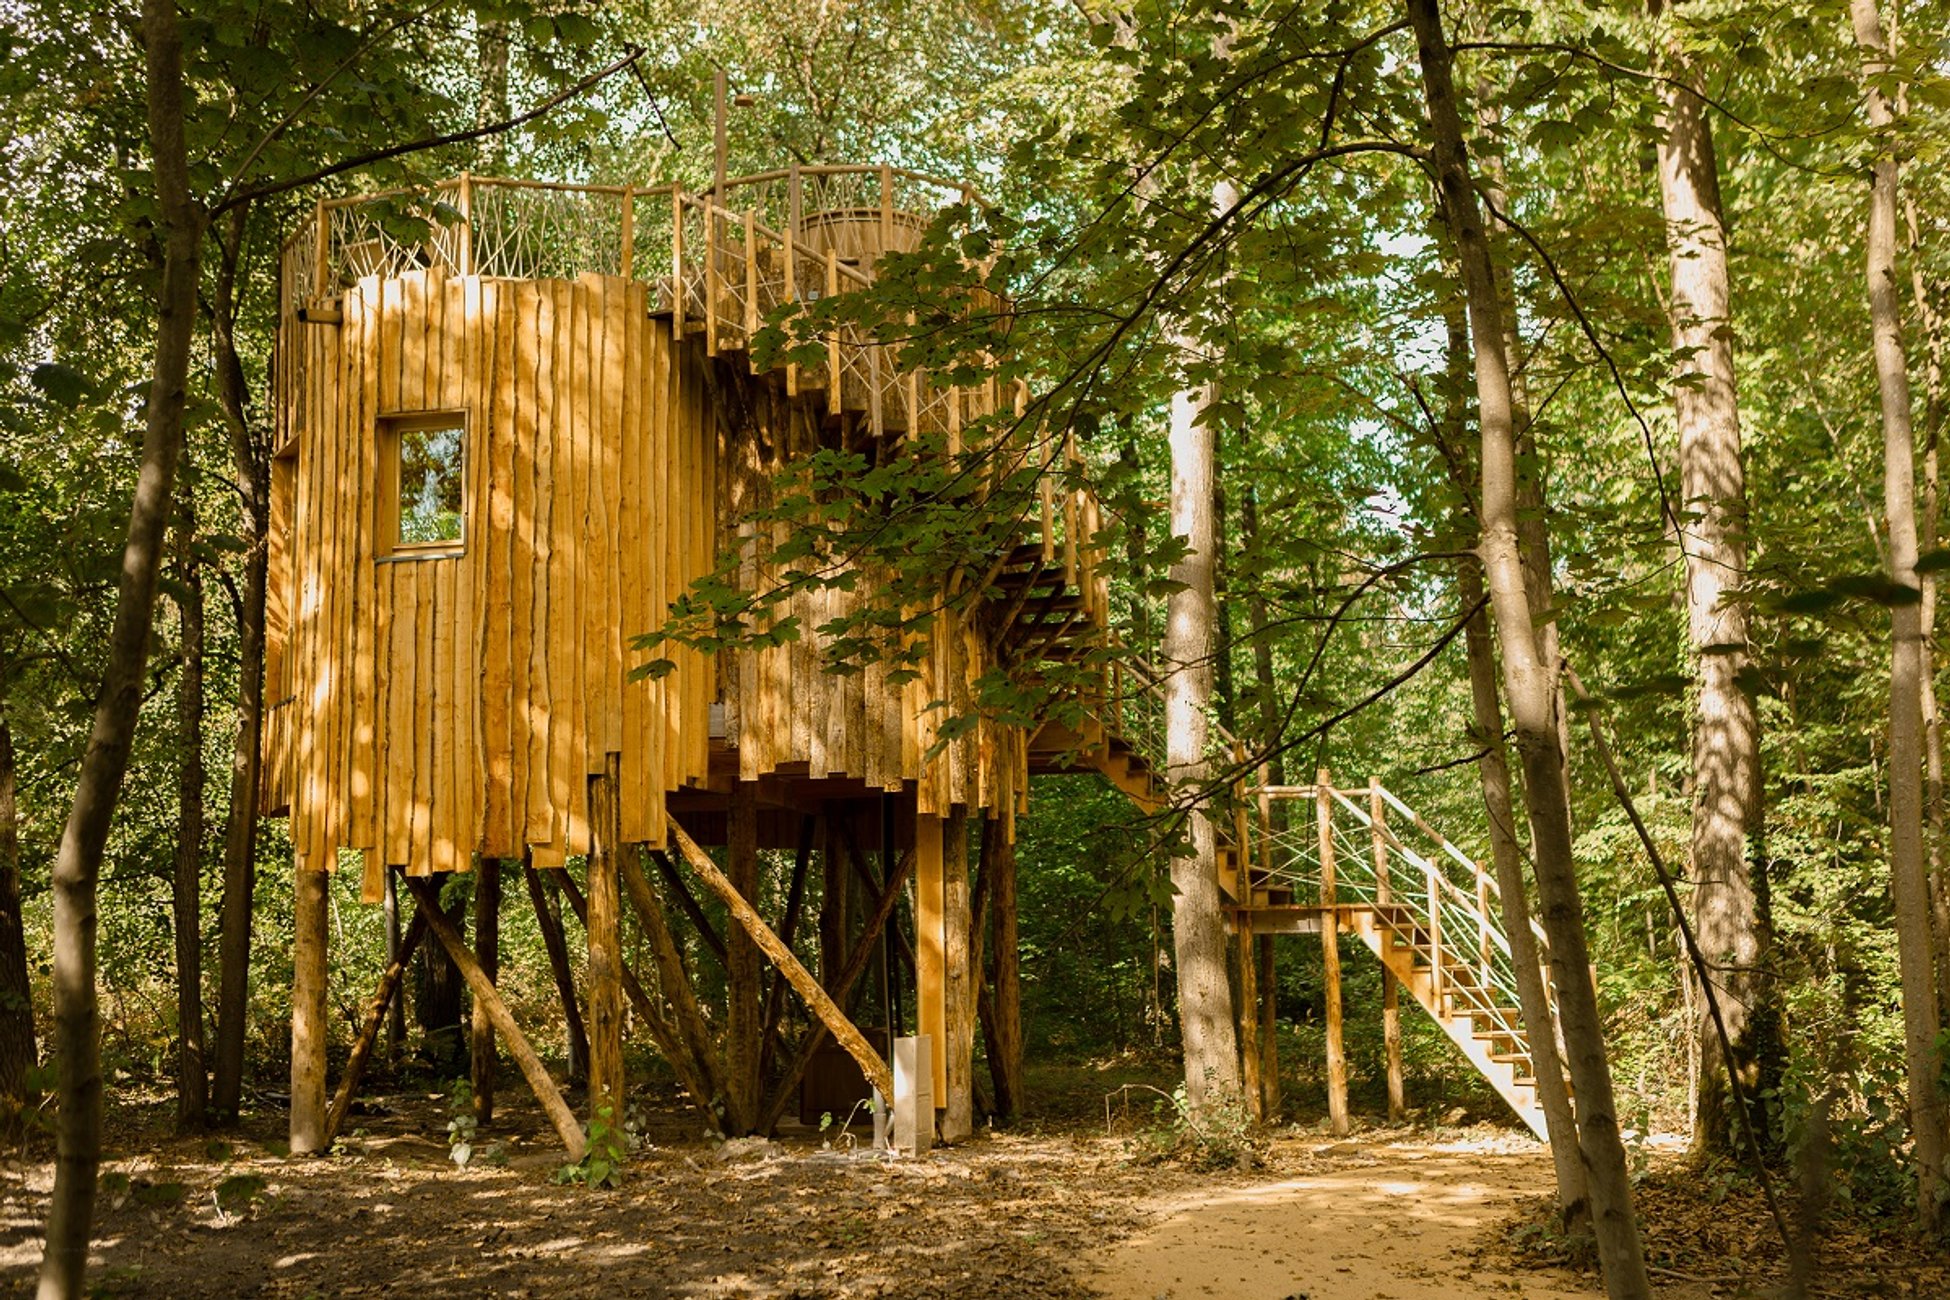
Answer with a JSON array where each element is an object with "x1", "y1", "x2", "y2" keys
[
  {"x1": 0, "y1": 707, "x2": 36, "y2": 1144},
  {"x1": 1164, "y1": 295, "x2": 1242, "y2": 1109},
  {"x1": 1652, "y1": 0, "x2": 1775, "y2": 1156},
  {"x1": 39, "y1": 4, "x2": 201, "y2": 1289},
  {"x1": 1849, "y1": 0, "x2": 1946, "y2": 1231},
  {"x1": 171, "y1": 502, "x2": 208, "y2": 1131},
  {"x1": 1433, "y1": 299, "x2": 1590, "y2": 1227},
  {"x1": 209, "y1": 207, "x2": 266, "y2": 1127},
  {"x1": 1407, "y1": 3, "x2": 1650, "y2": 1295}
]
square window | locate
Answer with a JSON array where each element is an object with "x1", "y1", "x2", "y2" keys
[{"x1": 382, "y1": 415, "x2": 465, "y2": 555}]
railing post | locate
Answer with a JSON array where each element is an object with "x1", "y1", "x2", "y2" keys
[
  {"x1": 1232, "y1": 743, "x2": 1252, "y2": 899},
  {"x1": 312, "y1": 200, "x2": 330, "y2": 300},
  {"x1": 705, "y1": 200, "x2": 721, "y2": 356},
  {"x1": 825, "y1": 249, "x2": 841, "y2": 415},
  {"x1": 457, "y1": 172, "x2": 474, "y2": 277},
  {"x1": 1316, "y1": 767, "x2": 1348, "y2": 1135},
  {"x1": 1427, "y1": 853, "x2": 1443, "y2": 1009},
  {"x1": 671, "y1": 189, "x2": 686, "y2": 340},
  {"x1": 1477, "y1": 857, "x2": 1494, "y2": 996},
  {"x1": 879, "y1": 162, "x2": 894, "y2": 258},
  {"x1": 743, "y1": 208, "x2": 759, "y2": 340},
  {"x1": 1256, "y1": 763, "x2": 1273, "y2": 880},
  {"x1": 620, "y1": 187, "x2": 634, "y2": 280},
  {"x1": 1369, "y1": 778, "x2": 1390, "y2": 905}
]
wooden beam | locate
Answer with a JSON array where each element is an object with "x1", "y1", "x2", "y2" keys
[
  {"x1": 324, "y1": 906, "x2": 429, "y2": 1149},
  {"x1": 383, "y1": 867, "x2": 405, "y2": 1062},
  {"x1": 523, "y1": 859, "x2": 589, "y2": 1085},
  {"x1": 915, "y1": 813, "x2": 947, "y2": 1104},
  {"x1": 671, "y1": 823, "x2": 894, "y2": 1104},
  {"x1": 586, "y1": 760, "x2": 625, "y2": 1131},
  {"x1": 290, "y1": 862, "x2": 330, "y2": 1155},
  {"x1": 1257, "y1": 933, "x2": 1281, "y2": 1119},
  {"x1": 1238, "y1": 907, "x2": 1263, "y2": 1120},
  {"x1": 471, "y1": 856, "x2": 502, "y2": 1125},
  {"x1": 756, "y1": 844, "x2": 916, "y2": 1134},
  {"x1": 406, "y1": 876, "x2": 586, "y2": 1161},
  {"x1": 725, "y1": 782, "x2": 763, "y2": 1133},
  {"x1": 975, "y1": 817, "x2": 1023, "y2": 1119},
  {"x1": 648, "y1": 848, "x2": 728, "y2": 966},
  {"x1": 941, "y1": 808, "x2": 974, "y2": 1141}
]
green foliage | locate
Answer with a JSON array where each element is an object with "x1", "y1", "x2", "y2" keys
[{"x1": 556, "y1": 1103, "x2": 630, "y2": 1190}]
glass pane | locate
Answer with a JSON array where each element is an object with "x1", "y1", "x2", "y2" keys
[{"x1": 398, "y1": 425, "x2": 463, "y2": 545}]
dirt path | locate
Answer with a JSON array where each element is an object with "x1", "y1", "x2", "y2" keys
[{"x1": 1086, "y1": 1134, "x2": 1601, "y2": 1300}]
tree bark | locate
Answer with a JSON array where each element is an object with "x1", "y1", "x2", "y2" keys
[
  {"x1": 38, "y1": 2, "x2": 201, "y2": 1289},
  {"x1": 171, "y1": 502, "x2": 208, "y2": 1132},
  {"x1": 288, "y1": 863, "x2": 329, "y2": 1154},
  {"x1": 1849, "y1": 0, "x2": 1946, "y2": 1232},
  {"x1": 209, "y1": 206, "x2": 267, "y2": 1128},
  {"x1": 0, "y1": 708, "x2": 36, "y2": 1144},
  {"x1": 1651, "y1": 0, "x2": 1776, "y2": 1157},
  {"x1": 1407, "y1": 3, "x2": 1650, "y2": 1294},
  {"x1": 1164, "y1": 200, "x2": 1242, "y2": 1107}
]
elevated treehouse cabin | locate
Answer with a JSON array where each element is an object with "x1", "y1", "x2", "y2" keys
[{"x1": 265, "y1": 162, "x2": 1565, "y2": 1155}]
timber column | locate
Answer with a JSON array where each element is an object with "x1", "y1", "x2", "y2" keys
[
  {"x1": 586, "y1": 757, "x2": 625, "y2": 1132},
  {"x1": 289, "y1": 858, "x2": 330, "y2": 1153}
]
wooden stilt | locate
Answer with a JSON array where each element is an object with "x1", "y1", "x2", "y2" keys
[
  {"x1": 1318, "y1": 769, "x2": 1349, "y2": 1136},
  {"x1": 616, "y1": 846, "x2": 728, "y2": 1116},
  {"x1": 1257, "y1": 933, "x2": 1280, "y2": 1119},
  {"x1": 725, "y1": 781, "x2": 762, "y2": 1132},
  {"x1": 942, "y1": 807, "x2": 974, "y2": 1142},
  {"x1": 324, "y1": 906, "x2": 429, "y2": 1148},
  {"x1": 988, "y1": 818, "x2": 1023, "y2": 1119},
  {"x1": 671, "y1": 823, "x2": 893, "y2": 1103},
  {"x1": 819, "y1": 816, "x2": 850, "y2": 993},
  {"x1": 915, "y1": 813, "x2": 947, "y2": 1109},
  {"x1": 1238, "y1": 908, "x2": 1263, "y2": 1120},
  {"x1": 586, "y1": 757, "x2": 625, "y2": 1131},
  {"x1": 755, "y1": 843, "x2": 916, "y2": 1133},
  {"x1": 471, "y1": 855, "x2": 502, "y2": 1125},
  {"x1": 649, "y1": 847, "x2": 728, "y2": 967},
  {"x1": 1371, "y1": 778, "x2": 1404, "y2": 1122},
  {"x1": 406, "y1": 875, "x2": 587, "y2": 1161},
  {"x1": 384, "y1": 866, "x2": 405, "y2": 1063},
  {"x1": 524, "y1": 857, "x2": 589, "y2": 1084},
  {"x1": 290, "y1": 860, "x2": 330, "y2": 1155},
  {"x1": 759, "y1": 816, "x2": 816, "y2": 1082}
]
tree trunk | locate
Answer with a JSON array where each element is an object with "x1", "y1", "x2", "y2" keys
[
  {"x1": 171, "y1": 503, "x2": 208, "y2": 1132},
  {"x1": 1407, "y1": 3, "x2": 1650, "y2": 1295},
  {"x1": 1164, "y1": 205, "x2": 1242, "y2": 1107},
  {"x1": 209, "y1": 205, "x2": 267, "y2": 1128},
  {"x1": 0, "y1": 708, "x2": 36, "y2": 1144},
  {"x1": 38, "y1": 2, "x2": 201, "y2": 1290},
  {"x1": 1652, "y1": 1, "x2": 1776, "y2": 1157},
  {"x1": 942, "y1": 807, "x2": 974, "y2": 1141},
  {"x1": 985, "y1": 818, "x2": 1023, "y2": 1119},
  {"x1": 384, "y1": 868, "x2": 404, "y2": 1062},
  {"x1": 470, "y1": 857, "x2": 501, "y2": 1124},
  {"x1": 1849, "y1": 0, "x2": 1946, "y2": 1232}
]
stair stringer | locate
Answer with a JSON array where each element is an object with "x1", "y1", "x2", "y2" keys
[{"x1": 1344, "y1": 909, "x2": 1549, "y2": 1141}]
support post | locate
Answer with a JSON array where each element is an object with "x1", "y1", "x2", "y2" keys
[
  {"x1": 989, "y1": 816, "x2": 1023, "y2": 1118},
  {"x1": 1372, "y1": 779, "x2": 1404, "y2": 1121},
  {"x1": 289, "y1": 860, "x2": 330, "y2": 1155},
  {"x1": 471, "y1": 855, "x2": 501, "y2": 1125},
  {"x1": 1317, "y1": 769, "x2": 1349, "y2": 1136},
  {"x1": 820, "y1": 816, "x2": 850, "y2": 994},
  {"x1": 726, "y1": 781, "x2": 762, "y2": 1133},
  {"x1": 406, "y1": 876, "x2": 586, "y2": 1161},
  {"x1": 942, "y1": 807, "x2": 974, "y2": 1141},
  {"x1": 618, "y1": 848, "x2": 728, "y2": 1115},
  {"x1": 1257, "y1": 933, "x2": 1280, "y2": 1119},
  {"x1": 586, "y1": 758, "x2": 625, "y2": 1133},
  {"x1": 915, "y1": 812, "x2": 947, "y2": 1109},
  {"x1": 1237, "y1": 908, "x2": 1262, "y2": 1119}
]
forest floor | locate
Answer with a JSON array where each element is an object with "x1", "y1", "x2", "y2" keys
[{"x1": 0, "y1": 1059, "x2": 1936, "y2": 1297}]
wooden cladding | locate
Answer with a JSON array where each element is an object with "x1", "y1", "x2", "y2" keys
[{"x1": 272, "y1": 267, "x2": 714, "y2": 882}]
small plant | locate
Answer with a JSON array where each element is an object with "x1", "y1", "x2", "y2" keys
[
  {"x1": 445, "y1": 1079, "x2": 478, "y2": 1167},
  {"x1": 1109, "y1": 1080, "x2": 1262, "y2": 1171},
  {"x1": 556, "y1": 1102, "x2": 629, "y2": 1189}
]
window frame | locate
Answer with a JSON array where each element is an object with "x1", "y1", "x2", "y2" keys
[{"x1": 377, "y1": 409, "x2": 468, "y2": 561}]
